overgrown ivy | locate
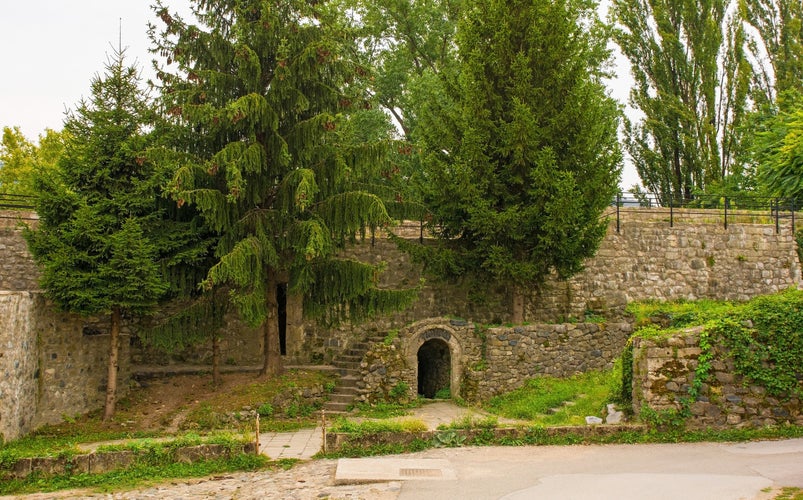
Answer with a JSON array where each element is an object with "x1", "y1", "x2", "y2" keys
[{"x1": 631, "y1": 290, "x2": 803, "y2": 409}]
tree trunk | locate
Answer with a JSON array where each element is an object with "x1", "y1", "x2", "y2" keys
[
  {"x1": 512, "y1": 286, "x2": 525, "y2": 325},
  {"x1": 212, "y1": 334, "x2": 221, "y2": 386},
  {"x1": 104, "y1": 307, "x2": 121, "y2": 421},
  {"x1": 259, "y1": 272, "x2": 283, "y2": 377}
]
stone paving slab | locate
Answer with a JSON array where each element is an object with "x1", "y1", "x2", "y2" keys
[
  {"x1": 259, "y1": 427, "x2": 323, "y2": 460},
  {"x1": 334, "y1": 458, "x2": 457, "y2": 484}
]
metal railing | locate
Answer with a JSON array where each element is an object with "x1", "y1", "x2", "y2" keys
[
  {"x1": 0, "y1": 193, "x2": 35, "y2": 210},
  {"x1": 611, "y1": 192, "x2": 799, "y2": 234}
]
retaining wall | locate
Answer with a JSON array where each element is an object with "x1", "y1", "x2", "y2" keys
[{"x1": 631, "y1": 329, "x2": 802, "y2": 428}]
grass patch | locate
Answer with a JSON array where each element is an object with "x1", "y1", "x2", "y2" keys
[
  {"x1": 626, "y1": 298, "x2": 736, "y2": 329},
  {"x1": 328, "y1": 417, "x2": 428, "y2": 435},
  {"x1": 0, "y1": 453, "x2": 271, "y2": 495},
  {"x1": 350, "y1": 400, "x2": 422, "y2": 419},
  {"x1": 485, "y1": 369, "x2": 619, "y2": 426},
  {"x1": 774, "y1": 487, "x2": 803, "y2": 500}
]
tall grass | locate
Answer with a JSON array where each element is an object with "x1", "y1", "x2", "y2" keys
[{"x1": 485, "y1": 368, "x2": 620, "y2": 426}]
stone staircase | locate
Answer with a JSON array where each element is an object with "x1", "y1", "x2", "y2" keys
[{"x1": 322, "y1": 335, "x2": 384, "y2": 414}]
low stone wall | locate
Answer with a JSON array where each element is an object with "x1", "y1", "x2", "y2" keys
[
  {"x1": 356, "y1": 318, "x2": 631, "y2": 403},
  {"x1": 2, "y1": 442, "x2": 257, "y2": 480},
  {"x1": 0, "y1": 291, "x2": 132, "y2": 441},
  {"x1": 631, "y1": 329, "x2": 803, "y2": 428}
]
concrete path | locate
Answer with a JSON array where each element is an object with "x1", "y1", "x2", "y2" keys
[
  {"x1": 258, "y1": 427, "x2": 323, "y2": 460},
  {"x1": 257, "y1": 400, "x2": 500, "y2": 459}
]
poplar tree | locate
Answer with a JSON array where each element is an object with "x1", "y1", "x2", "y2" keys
[
  {"x1": 742, "y1": 0, "x2": 803, "y2": 103},
  {"x1": 416, "y1": 0, "x2": 621, "y2": 323},
  {"x1": 611, "y1": 0, "x2": 753, "y2": 202},
  {"x1": 25, "y1": 48, "x2": 168, "y2": 420},
  {"x1": 150, "y1": 0, "x2": 416, "y2": 377}
]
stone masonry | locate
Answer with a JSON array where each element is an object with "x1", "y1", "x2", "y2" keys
[{"x1": 631, "y1": 328, "x2": 802, "y2": 428}]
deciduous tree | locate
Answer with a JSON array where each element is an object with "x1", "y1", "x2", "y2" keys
[{"x1": 611, "y1": 0, "x2": 752, "y2": 203}]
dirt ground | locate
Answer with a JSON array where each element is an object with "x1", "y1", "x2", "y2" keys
[{"x1": 73, "y1": 372, "x2": 269, "y2": 435}]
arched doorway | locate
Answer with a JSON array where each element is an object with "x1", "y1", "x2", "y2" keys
[{"x1": 417, "y1": 339, "x2": 451, "y2": 398}]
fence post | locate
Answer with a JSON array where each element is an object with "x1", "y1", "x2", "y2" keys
[
  {"x1": 616, "y1": 193, "x2": 620, "y2": 233},
  {"x1": 775, "y1": 199, "x2": 780, "y2": 234},
  {"x1": 669, "y1": 199, "x2": 673, "y2": 228},
  {"x1": 419, "y1": 218, "x2": 424, "y2": 244},
  {"x1": 792, "y1": 199, "x2": 796, "y2": 234},
  {"x1": 724, "y1": 197, "x2": 728, "y2": 230}
]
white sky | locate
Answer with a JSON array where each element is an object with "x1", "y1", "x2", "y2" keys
[{"x1": 0, "y1": 0, "x2": 639, "y2": 188}]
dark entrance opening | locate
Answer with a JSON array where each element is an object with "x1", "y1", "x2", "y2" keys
[
  {"x1": 417, "y1": 339, "x2": 451, "y2": 398},
  {"x1": 278, "y1": 283, "x2": 287, "y2": 356}
]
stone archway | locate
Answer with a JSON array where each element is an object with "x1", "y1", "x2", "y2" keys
[
  {"x1": 404, "y1": 323, "x2": 463, "y2": 400},
  {"x1": 417, "y1": 338, "x2": 451, "y2": 398}
]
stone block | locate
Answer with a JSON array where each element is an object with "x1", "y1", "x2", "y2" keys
[{"x1": 90, "y1": 450, "x2": 135, "y2": 474}]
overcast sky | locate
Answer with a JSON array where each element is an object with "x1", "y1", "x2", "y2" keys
[{"x1": 0, "y1": 0, "x2": 639, "y2": 187}]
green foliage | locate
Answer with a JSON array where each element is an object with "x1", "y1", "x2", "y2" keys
[
  {"x1": 388, "y1": 381, "x2": 410, "y2": 402},
  {"x1": 328, "y1": 417, "x2": 427, "y2": 435},
  {"x1": 626, "y1": 299, "x2": 736, "y2": 329},
  {"x1": 0, "y1": 127, "x2": 64, "y2": 197},
  {"x1": 630, "y1": 290, "x2": 803, "y2": 419},
  {"x1": 151, "y1": 0, "x2": 417, "y2": 373},
  {"x1": 431, "y1": 429, "x2": 465, "y2": 448},
  {"x1": 611, "y1": 0, "x2": 752, "y2": 202},
  {"x1": 711, "y1": 290, "x2": 803, "y2": 398},
  {"x1": 382, "y1": 329, "x2": 399, "y2": 346},
  {"x1": 433, "y1": 387, "x2": 451, "y2": 399},
  {"x1": 752, "y1": 91, "x2": 803, "y2": 200},
  {"x1": 486, "y1": 370, "x2": 618, "y2": 426},
  {"x1": 416, "y1": 0, "x2": 621, "y2": 318},
  {"x1": 437, "y1": 414, "x2": 498, "y2": 430},
  {"x1": 352, "y1": 400, "x2": 421, "y2": 419},
  {"x1": 618, "y1": 342, "x2": 634, "y2": 406},
  {"x1": 0, "y1": 452, "x2": 269, "y2": 495}
]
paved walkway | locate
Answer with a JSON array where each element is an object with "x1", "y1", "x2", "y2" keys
[{"x1": 258, "y1": 401, "x2": 506, "y2": 460}]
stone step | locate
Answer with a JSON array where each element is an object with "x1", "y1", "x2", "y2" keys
[
  {"x1": 333, "y1": 361, "x2": 360, "y2": 371},
  {"x1": 332, "y1": 386, "x2": 358, "y2": 396},
  {"x1": 338, "y1": 375, "x2": 360, "y2": 388},
  {"x1": 328, "y1": 393, "x2": 355, "y2": 404},
  {"x1": 323, "y1": 401, "x2": 351, "y2": 412}
]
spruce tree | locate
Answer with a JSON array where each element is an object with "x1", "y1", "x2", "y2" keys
[
  {"x1": 416, "y1": 0, "x2": 621, "y2": 323},
  {"x1": 25, "y1": 48, "x2": 168, "y2": 420},
  {"x1": 150, "y1": 0, "x2": 416, "y2": 376}
]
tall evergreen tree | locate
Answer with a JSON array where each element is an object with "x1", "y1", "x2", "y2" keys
[
  {"x1": 611, "y1": 0, "x2": 753, "y2": 203},
  {"x1": 25, "y1": 48, "x2": 168, "y2": 420},
  {"x1": 150, "y1": 0, "x2": 416, "y2": 377},
  {"x1": 416, "y1": 0, "x2": 621, "y2": 323}
]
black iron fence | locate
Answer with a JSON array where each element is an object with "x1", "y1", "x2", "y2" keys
[
  {"x1": 611, "y1": 192, "x2": 799, "y2": 234},
  {"x1": 0, "y1": 193, "x2": 35, "y2": 210}
]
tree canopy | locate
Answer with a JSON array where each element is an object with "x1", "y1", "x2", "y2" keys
[
  {"x1": 150, "y1": 0, "x2": 416, "y2": 376},
  {"x1": 412, "y1": 0, "x2": 621, "y2": 322},
  {"x1": 25, "y1": 48, "x2": 169, "y2": 419},
  {"x1": 0, "y1": 127, "x2": 65, "y2": 197}
]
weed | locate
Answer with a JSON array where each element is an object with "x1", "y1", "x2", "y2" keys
[{"x1": 432, "y1": 430, "x2": 465, "y2": 448}]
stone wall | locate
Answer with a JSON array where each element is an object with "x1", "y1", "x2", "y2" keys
[
  {"x1": 631, "y1": 329, "x2": 802, "y2": 428},
  {"x1": 0, "y1": 291, "x2": 131, "y2": 441},
  {"x1": 0, "y1": 212, "x2": 39, "y2": 291},
  {"x1": 355, "y1": 318, "x2": 631, "y2": 403},
  {"x1": 551, "y1": 221, "x2": 801, "y2": 322}
]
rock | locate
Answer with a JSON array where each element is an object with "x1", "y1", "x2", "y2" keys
[
  {"x1": 605, "y1": 404, "x2": 624, "y2": 424},
  {"x1": 585, "y1": 416, "x2": 603, "y2": 425}
]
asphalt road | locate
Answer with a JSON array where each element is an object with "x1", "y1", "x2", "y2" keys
[{"x1": 390, "y1": 439, "x2": 803, "y2": 500}]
